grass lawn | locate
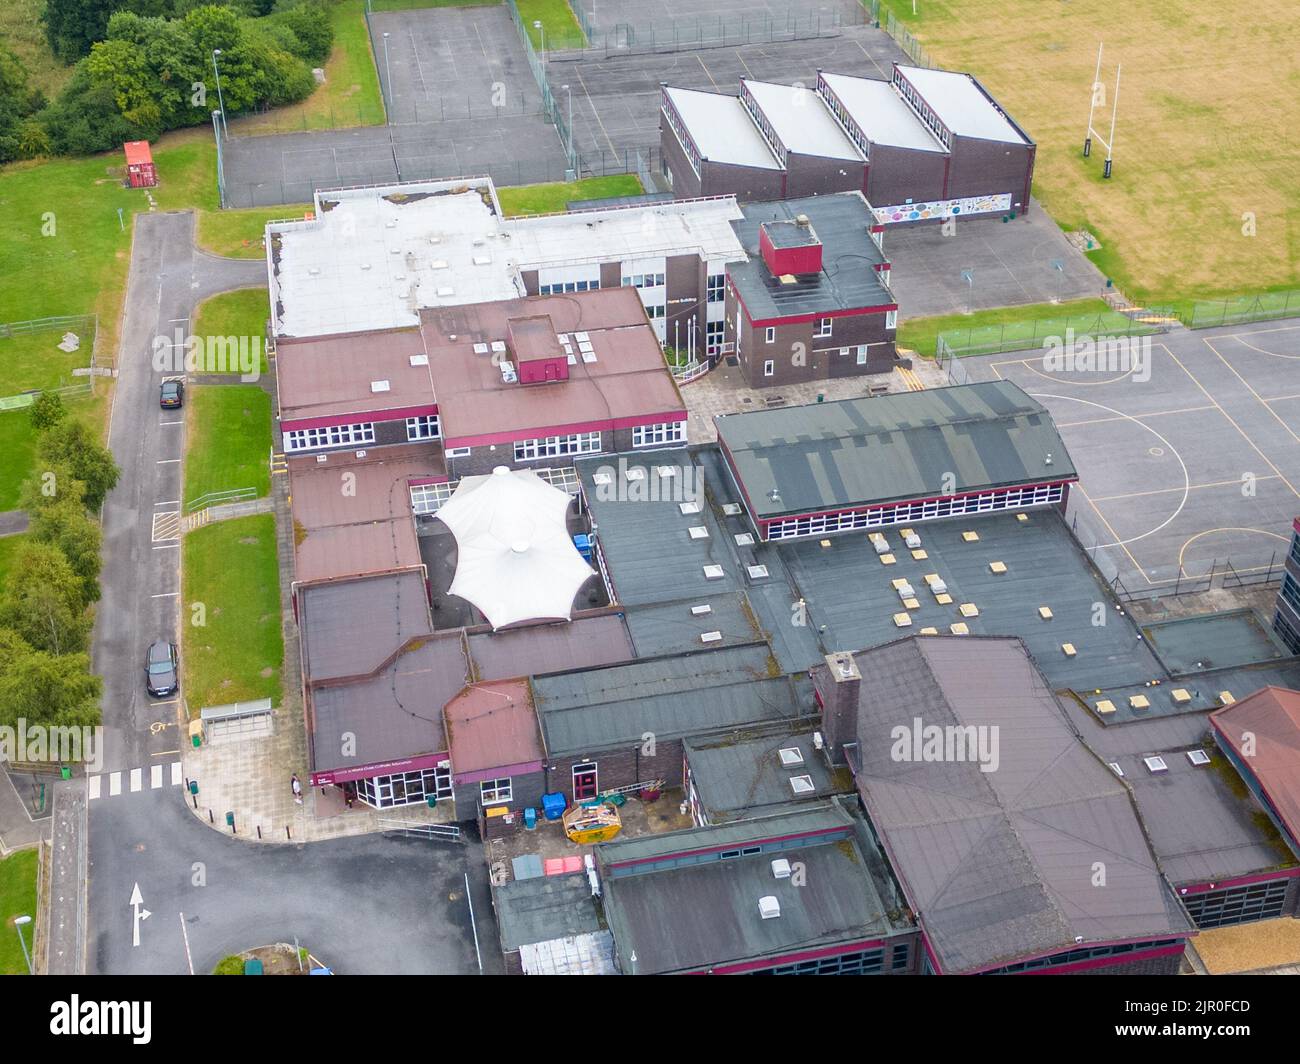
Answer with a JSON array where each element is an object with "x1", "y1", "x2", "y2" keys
[
  {"x1": 0, "y1": 411, "x2": 38, "y2": 511},
  {"x1": 0, "y1": 848, "x2": 38, "y2": 975},
  {"x1": 0, "y1": 534, "x2": 26, "y2": 592},
  {"x1": 897, "y1": 297, "x2": 1145, "y2": 358},
  {"x1": 192, "y1": 288, "x2": 272, "y2": 376},
  {"x1": 182, "y1": 514, "x2": 283, "y2": 713},
  {"x1": 879, "y1": 0, "x2": 1299, "y2": 302},
  {"x1": 517, "y1": 0, "x2": 586, "y2": 49},
  {"x1": 0, "y1": 327, "x2": 94, "y2": 396},
  {"x1": 184, "y1": 385, "x2": 272, "y2": 507},
  {"x1": 498, "y1": 174, "x2": 643, "y2": 216},
  {"x1": 195, "y1": 204, "x2": 312, "y2": 259},
  {"x1": 0, "y1": 0, "x2": 74, "y2": 100},
  {"x1": 371, "y1": 0, "x2": 498, "y2": 8},
  {"x1": 232, "y1": 0, "x2": 385, "y2": 134}
]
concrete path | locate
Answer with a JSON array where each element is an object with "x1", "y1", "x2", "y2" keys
[{"x1": 0, "y1": 509, "x2": 28, "y2": 537}]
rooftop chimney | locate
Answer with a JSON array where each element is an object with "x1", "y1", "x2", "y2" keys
[{"x1": 815, "y1": 652, "x2": 861, "y2": 764}]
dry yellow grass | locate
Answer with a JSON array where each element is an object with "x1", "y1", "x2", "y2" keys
[
  {"x1": 896, "y1": 0, "x2": 1299, "y2": 300},
  {"x1": 1193, "y1": 917, "x2": 1300, "y2": 973}
]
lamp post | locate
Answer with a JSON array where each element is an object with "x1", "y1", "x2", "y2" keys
[
  {"x1": 381, "y1": 32, "x2": 392, "y2": 122},
  {"x1": 211, "y1": 49, "x2": 227, "y2": 138},
  {"x1": 14, "y1": 915, "x2": 33, "y2": 975}
]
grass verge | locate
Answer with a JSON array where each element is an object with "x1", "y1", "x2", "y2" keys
[
  {"x1": 191, "y1": 288, "x2": 271, "y2": 376},
  {"x1": 195, "y1": 205, "x2": 312, "y2": 259},
  {"x1": 497, "y1": 174, "x2": 643, "y2": 216},
  {"x1": 0, "y1": 849, "x2": 38, "y2": 975},
  {"x1": 0, "y1": 412, "x2": 38, "y2": 511},
  {"x1": 182, "y1": 513, "x2": 283, "y2": 713},
  {"x1": 517, "y1": 0, "x2": 586, "y2": 49},
  {"x1": 184, "y1": 385, "x2": 272, "y2": 507},
  {"x1": 898, "y1": 297, "x2": 1139, "y2": 358},
  {"x1": 0, "y1": 327, "x2": 94, "y2": 395}
]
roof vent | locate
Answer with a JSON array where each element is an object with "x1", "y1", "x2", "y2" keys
[
  {"x1": 591, "y1": 471, "x2": 612, "y2": 486},
  {"x1": 431, "y1": 259, "x2": 449, "y2": 269},
  {"x1": 795, "y1": 214, "x2": 811, "y2": 227},
  {"x1": 700, "y1": 631, "x2": 723, "y2": 644},
  {"x1": 771, "y1": 859, "x2": 792, "y2": 880},
  {"x1": 702, "y1": 564, "x2": 724, "y2": 580},
  {"x1": 370, "y1": 380, "x2": 391, "y2": 393},
  {"x1": 1143, "y1": 756, "x2": 1168, "y2": 774},
  {"x1": 688, "y1": 526, "x2": 709, "y2": 540},
  {"x1": 436, "y1": 286, "x2": 454, "y2": 297},
  {"x1": 490, "y1": 341, "x2": 507, "y2": 354},
  {"x1": 1186, "y1": 749, "x2": 1211, "y2": 766},
  {"x1": 779, "y1": 274, "x2": 798, "y2": 285},
  {"x1": 473, "y1": 254, "x2": 491, "y2": 266},
  {"x1": 778, "y1": 747, "x2": 804, "y2": 767},
  {"x1": 473, "y1": 342, "x2": 489, "y2": 355},
  {"x1": 789, "y1": 774, "x2": 815, "y2": 794},
  {"x1": 1107, "y1": 762, "x2": 1124, "y2": 777},
  {"x1": 690, "y1": 604, "x2": 712, "y2": 616},
  {"x1": 354, "y1": 450, "x2": 367, "y2": 459},
  {"x1": 758, "y1": 896, "x2": 781, "y2": 920},
  {"x1": 409, "y1": 354, "x2": 428, "y2": 367},
  {"x1": 812, "y1": 731, "x2": 824, "y2": 750},
  {"x1": 500, "y1": 360, "x2": 517, "y2": 383}
]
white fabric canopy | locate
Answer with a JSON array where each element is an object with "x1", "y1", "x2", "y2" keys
[{"x1": 435, "y1": 467, "x2": 594, "y2": 630}]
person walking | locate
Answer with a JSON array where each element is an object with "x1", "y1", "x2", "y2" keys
[{"x1": 291, "y1": 774, "x2": 303, "y2": 805}]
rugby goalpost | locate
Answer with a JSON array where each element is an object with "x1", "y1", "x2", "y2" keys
[{"x1": 1082, "y1": 43, "x2": 1121, "y2": 178}]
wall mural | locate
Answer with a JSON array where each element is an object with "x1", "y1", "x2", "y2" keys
[{"x1": 872, "y1": 193, "x2": 1013, "y2": 224}]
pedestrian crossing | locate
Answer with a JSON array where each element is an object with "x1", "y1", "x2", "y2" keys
[{"x1": 89, "y1": 761, "x2": 183, "y2": 801}]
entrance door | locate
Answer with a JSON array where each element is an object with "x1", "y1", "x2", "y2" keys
[{"x1": 572, "y1": 762, "x2": 599, "y2": 801}]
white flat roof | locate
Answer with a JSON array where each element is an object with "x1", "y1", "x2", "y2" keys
[
  {"x1": 896, "y1": 65, "x2": 1029, "y2": 144},
  {"x1": 664, "y1": 86, "x2": 782, "y2": 170},
  {"x1": 819, "y1": 72, "x2": 945, "y2": 153},
  {"x1": 742, "y1": 79, "x2": 863, "y2": 161},
  {"x1": 269, "y1": 178, "x2": 747, "y2": 338}
]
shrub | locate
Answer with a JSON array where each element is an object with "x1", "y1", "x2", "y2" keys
[{"x1": 213, "y1": 955, "x2": 245, "y2": 975}]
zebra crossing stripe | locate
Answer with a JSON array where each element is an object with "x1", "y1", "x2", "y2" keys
[
  {"x1": 171, "y1": 762, "x2": 183, "y2": 786},
  {"x1": 89, "y1": 762, "x2": 185, "y2": 802},
  {"x1": 89, "y1": 775, "x2": 102, "y2": 800},
  {"x1": 129, "y1": 768, "x2": 142, "y2": 792},
  {"x1": 151, "y1": 764, "x2": 163, "y2": 789},
  {"x1": 109, "y1": 772, "x2": 122, "y2": 796}
]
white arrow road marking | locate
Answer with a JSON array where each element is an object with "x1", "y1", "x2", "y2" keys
[{"x1": 130, "y1": 883, "x2": 152, "y2": 948}]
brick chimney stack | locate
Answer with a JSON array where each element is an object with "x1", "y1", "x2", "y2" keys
[{"x1": 814, "y1": 651, "x2": 861, "y2": 764}]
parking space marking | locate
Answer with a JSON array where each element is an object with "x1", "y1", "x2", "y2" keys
[
  {"x1": 160, "y1": 420, "x2": 183, "y2": 427},
  {"x1": 151, "y1": 592, "x2": 178, "y2": 599},
  {"x1": 129, "y1": 768, "x2": 143, "y2": 792},
  {"x1": 156, "y1": 459, "x2": 181, "y2": 465},
  {"x1": 151, "y1": 511, "x2": 181, "y2": 543}
]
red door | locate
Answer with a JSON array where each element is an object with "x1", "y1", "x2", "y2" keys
[{"x1": 572, "y1": 763, "x2": 598, "y2": 801}]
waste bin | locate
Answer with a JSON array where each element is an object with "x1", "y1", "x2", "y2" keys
[{"x1": 60, "y1": 766, "x2": 71, "y2": 780}]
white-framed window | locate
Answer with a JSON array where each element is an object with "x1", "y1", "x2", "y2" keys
[
  {"x1": 763, "y1": 360, "x2": 775, "y2": 377},
  {"x1": 886, "y1": 310, "x2": 898, "y2": 330},
  {"x1": 514, "y1": 432, "x2": 601, "y2": 461},
  {"x1": 645, "y1": 304, "x2": 665, "y2": 319},
  {"x1": 856, "y1": 345, "x2": 868, "y2": 365},
  {"x1": 815, "y1": 317, "x2": 833, "y2": 338},
  {"x1": 839, "y1": 346, "x2": 850, "y2": 357},
  {"x1": 445, "y1": 446, "x2": 471, "y2": 458},
  {"x1": 765, "y1": 326, "x2": 776, "y2": 344},
  {"x1": 354, "y1": 767, "x2": 451, "y2": 809},
  {"x1": 706, "y1": 320, "x2": 725, "y2": 355},
  {"x1": 405, "y1": 414, "x2": 440, "y2": 441},
  {"x1": 632, "y1": 421, "x2": 687, "y2": 448},
  {"x1": 621, "y1": 273, "x2": 666, "y2": 289},
  {"x1": 283, "y1": 421, "x2": 375, "y2": 453},
  {"x1": 480, "y1": 778, "x2": 512, "y2": 804},
  {"x1": 707, "y1": 274, "x2": 725, "y2": 303}
]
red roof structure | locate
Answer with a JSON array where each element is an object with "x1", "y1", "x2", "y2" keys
[{"x1": 1210, "y1": 686, "x2": 1300, "y2": 854}]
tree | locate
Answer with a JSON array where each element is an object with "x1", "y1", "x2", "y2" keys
[
  {"x1": 43, "y1": 0, "x2": 121, "y2": 63},
  {"x1": 0, "y1": 542, "x2": 93, "y2": 655},
  {"x1": 29, "y1": 390, "x2": 67, "y2": 432},
  {"x1": 18, "y1": 461, "x2": 88, "y2": 518},
  {"x1": 37, "y1": 418, "x2": 120, "y2": 511},
  {"x1": 29, "y1": 499, "x2": 103, "y2": 605},
  {"x1": 0, "y1": 632, "x2": 101, "y2": 732},
  {"x1": 0, "y1": 45, "x2": 45, "y2": 164}
]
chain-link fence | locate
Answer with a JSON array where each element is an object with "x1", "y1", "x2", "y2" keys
[
  {"x1": 935, "y1": 309, "x2": 1174, "y2": 360},
  {"x1": 1186, "y1": 289, "x2": 1300, "y2": 329},
  {"x1": 883, "y1": 9, "x2": 931, "y2": 68},
  {"x1": 563, "y1": 8, "x2": 846, "y2": 57},
  {"x1": 506, "y1": 0, "x2": 576, "y2": 171},
  {"x1": 0, "y1": 314, "x2": 99, "y2": 408}
]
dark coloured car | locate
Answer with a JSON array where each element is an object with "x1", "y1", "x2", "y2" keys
[
  {"x1": 160, "y1": 379, "x2": 184, "y2": 408},
  {"x1": 145, "y1": 640, "x2": 178, "y2": 697}
]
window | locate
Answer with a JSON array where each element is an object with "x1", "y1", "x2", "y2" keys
[
  {"x1": 514, "y1": 432, "x2": 602, "y2": 461},
  {"x1": 572, "y1": 763, "x2": 598, "y2": 801},
  {"x1": 706, "y1": 320, "x2": 724, "y2": 355},
  {"x1": 707, "y1": 274, "x2": 725, "y2": 303},
  {"x1": 480, "y1": 778, "x2": 512, "y2": 804},
  {"x1": 763, "y1": 360, "x2": 775, "y2": 377},
  {"x1": 632, "y1": 422, "x2": 686, "y2": 448},
  {"x1": 1281, "y1": 574, "x2": 1300, "y2": 615},
  {"x1": 839, "y1": 346, "x2": 850, "y2": 357},
  {"x1": 750, "y1": 946, "x2": 886, "y2": 976},
  {"x1": 765, "y1": 327, "x2": 776, "y2": 344},
  {"x1": 856, "y1": 345, "x2": 868, "y2": 365},
  {"x1": 621, "y1": 273, "x2": 665, "y2": 289},
  {"x1": 405, "y1": 414, "x2": 440, "y2": 441},
  {"x1": 283, "y1": 421, "x2": 375, "y2": 453},
  {"x1": 354, "y1": 767, "x2": 451, "y2": 809},
  {"x1": 645, "y1": 304, "x2": 666, "y2": 319},
  {"x1": 815, "y1": 317, "x2": 832, "y2": 338},
  {"x1": 445, "y1": 446, "x2": 471, "y2": 458},
  {"x1": 886, "y1": 309, "x2": 898, "y2": 330}
]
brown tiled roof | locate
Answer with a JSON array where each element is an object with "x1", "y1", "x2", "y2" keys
[
  {"x1": 443, "y1": 679, "x2": 543, "y2": 776},
  {"x1": 1211, "y1": 686, "x2": 1300, "y2": 846},
  {"x1": 277, "y1": 327, "x2": 434, "y2": 424}
]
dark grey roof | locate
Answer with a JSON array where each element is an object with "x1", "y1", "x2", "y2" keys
[
  {"x1": 532, "y1": 643, "x2": 810, "y2": 756},
  {"x1": 716, "y1": 380, "x2": 1075, "y2": 519},
  {"x1": 495, "y1": 873, "x2": 602, "y2": 951},
  {"x1": 1142, "y1": 609, "x2": 1293, "y2": 676},
  {"x1": 467, "y1": 614, "x2": 635, "y2": 681},
  {"x1": 728, "y1": 194, "x2": 893, "y2": 321},
  {"x1": 621, "y1": 592, "x2": 762, "y2": 658},
  {"x1": 299, "y1": 570, "x2": 432, "y2": 682},
  {"x1": 598, "y1": 803, "x2": 900, "y2": 973},
  {"x1": 832, "y1": 635, "x2": 1192, "y2": 974},
  {"x1": 684, "y1": 726, "x2": 852, "y2": 821}
]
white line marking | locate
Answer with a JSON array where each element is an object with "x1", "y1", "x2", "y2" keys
[
  {"x1": 89, "y1": 775, "x2": 102, "y2": 800},
  {"x1": 160, "y1": 421, "x2": 183, "y2": 426},
  {"x1": 156, "y1": 459, "x2": 181, "y2": 464},
  {"x1": 168, "y1": 318, "x2": 189, "y2": 323},
  {"x1": 151, "y1": 592, "x2": 179, "y2": 598},
  {"x1": 171, "y1": 762, "x2": 183, "y2": 786},
  {"x1": 156, "y1": 500, "x2": 180, "y2": 507},
  {"x1": 109, "y1": 772, "x2": 122, "y2": 797},
  {"x1": 179, "y1": 912, "x2": 194, "y2": 975},
  {"x1": 151, "y1": 764, "x2": 163, "y2": 789},
  {"x1": 130, "y1": 768, "x2": 143, "y2": 792},
  {"x1": 152, "y1": 543, "x2": 180, "y2": 550}
]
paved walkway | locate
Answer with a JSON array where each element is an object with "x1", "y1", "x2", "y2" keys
[
  {"x1": 0, "y1": 766, "x2": 49, "y2": 855},
  {"x1": 0, "y1": 509, "x2": 28, "y2": 537},
  {"x1": 681, "y1": 358, "x2": 948, "y2": 443},
  {"x1": 46, "y1": 781, "x2": 87, "y2": 974}
]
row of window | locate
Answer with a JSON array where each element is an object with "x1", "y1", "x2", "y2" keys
[
  {"x1": 750, "y1": 946, "x2": 888, "y2": 976},
  {"x1": 632, "y1": 421, "x2": 687, "y2": 448},
  {"x1": 354, "y1": 767, "x2": 451, "y2": 810},
  {"x1": 1275, "y1": 608, "x2": 1300, "y2": 655},
  {"x1": 1290, "y1": 532, "x2": 1300, "y2": 567},
  {"x1": 1280, "y1": 573, "x2": 1300, "y2": 615},
  {"x1": 977, "y1": 938, "x2": 1183, "y2": 975},
  {"x1": 1182, "y1": 879, "x2": 1291, "y2": 929},
  {"x1": 662, "y1": 96, "x2": 702, "y2": 176},
  {"x1": 539, "y1": 279, "x2": 600, "y2": 295},
  {"x1": 819, "y1": 84, "x2": 871, "y2": 158},
  {"x1": 645, "y1": 304, "x2": 666, "y2": 319},
  {"x1": 707, "y1": 274, "x2": 725, "y2": 303},
  {"x1": 706, "y1": 320, "x2": 724, "y2": 355},
  {"x1": 892, "y1": 71, "x2": 953, "y2": 149},
  {"x1": 622, "y1": 273, "x2": 666, "y2": 289},
  {"x1": 406, "y1": 414, "x2": 440, "y2": 441},
  {"x1": 764, "y1": 483, "x2": 1065, "y2": 540},
  {"x1": 739, "y1": 84, "x2": 786, "y2": 165},
  {"x1": 284, "y1": 421, "x2": 375, "y2": 453},
  {"x1": 481, "y1": 777, "x2": 512, "y2": 804},
  {"x1": 515, "y1": 431, "x2": 602, "y2": 461}
]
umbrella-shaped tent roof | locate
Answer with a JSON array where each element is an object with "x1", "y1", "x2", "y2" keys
[{"x1": 435, "y1": 467, "x2": 594, "y2": 630}]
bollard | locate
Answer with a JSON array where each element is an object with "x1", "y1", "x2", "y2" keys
[
  {"x1": 257, "y1": 825, "x2": 262, "y2": 839},
  {"x1": 286, "y1": 825, "x2": 291, "y2": 840},
  {"x1": 208, "y1": 808, "x2": 214, "y2": 824}
]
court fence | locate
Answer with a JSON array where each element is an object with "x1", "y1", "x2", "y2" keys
[
  {"x1": 562, "y1": 6, "x2": 850, "y2": 57},
  {"x1": 882, "y1": 8, "x2": 932, "y2": 69},
  {"x1": 1185, "y1": 289, "x2": 1300, "y2": 329},
  {"x1": 0, "y1": 315, "x2": 99, "y2": 410},
  {"x1": 506, "y1": 0, "x2": 577, "y2": 173},
  {"x1": 935, "y1": 308, "x2": 1176, "y2": 361}
]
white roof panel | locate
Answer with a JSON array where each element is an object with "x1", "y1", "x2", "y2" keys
[
  {"x1": 663, "y1": 86, "x2": 782, "y2": 170},
  {"x1": 819, "y1": 72, "x2": 945, "y2": 153},
  {"x1": 742, "y1": 79, "x2": 863, "y2": 161},
  {"x1": 896, "y1": 65, "x2": 1029, "y2": 144}
]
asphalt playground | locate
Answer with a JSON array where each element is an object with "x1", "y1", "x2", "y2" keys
[{"x1": 958, "y1": 318, "x2": 1300, "y2": 592}]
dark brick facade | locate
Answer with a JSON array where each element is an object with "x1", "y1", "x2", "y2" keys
[
  {"x1": 865, "y1": 142, "x2": 948, "y2": 208},
  {"x1": 947, "y1": 135, "x2": 1036, "y2": 214},
  {"x1": 660, "y1": 114, "x2": 785, "y2": 203},
  {"x1": 782, "y1": 151, "x2": 867, "y2": 200}
]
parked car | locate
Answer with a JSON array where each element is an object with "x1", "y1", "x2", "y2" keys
[
  {"x1": 159, "y1": 379, "x2": 184, "y2": 408},
  {"x1": 145, "y1": 640, "x2": 179, "y2": 697}
]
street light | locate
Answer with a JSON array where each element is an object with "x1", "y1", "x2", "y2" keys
[
  {"x1": 211, "y1": 49, "x2": 227, "y2": 138},
  {"x1": 381, "y1": 32, "x2": 392, "y2": 122},
  {"x1": 14, "y1": 915, "x2": 33, "y2": 975}
]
